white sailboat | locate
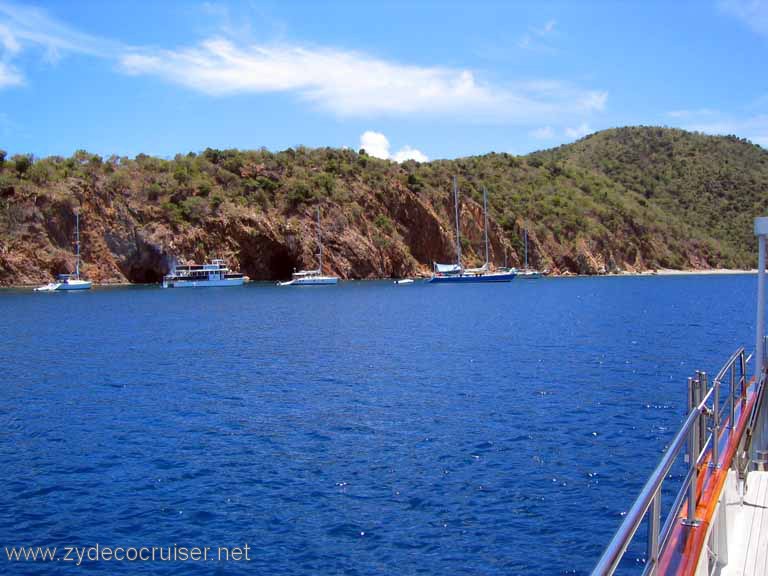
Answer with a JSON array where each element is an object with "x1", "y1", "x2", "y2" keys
[
  {"x1": 429, "y1": 179, "x2": 515, "y2": 283},
  {"x1": 518, "y1": 227, "x2": 541, "y2": 279},
  {"x1": 35, "y1": 211, "x2": 92, "y2": 292},
  {"x1": 278, "y1": 208, "x2": 339, "y2": 286}
]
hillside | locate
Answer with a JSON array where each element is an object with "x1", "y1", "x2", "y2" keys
[
  {"x1": 0, "y1": 126, "x2": 766, "y2": 285},
  {"x1": 534, "y1": 127, "x2": 768, "y2": 268}
]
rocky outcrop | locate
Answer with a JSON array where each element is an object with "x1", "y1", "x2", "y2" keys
[
  {"x1": 0, "y1": 176, "x2": 513, "y2": 285},
  {"x1": 3, "y1": 126, "x2": 761, "y2": 285}
]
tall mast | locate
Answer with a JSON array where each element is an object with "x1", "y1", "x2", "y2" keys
[
  {"x1": 483, "y1": 187, "x2": 490, "y2": 268},
  {"x1": 453, "y1": 176, "x2": 462, "y2": 268},
  {"x1": 317, "y1": 207, "x2": 323, "y2": 273},
  {"x1": 75, "y1": 211, "x2": 80, "y2": 278},
  {"x1": 524, "y1": 227, "x2": 528, "y2": 269}
]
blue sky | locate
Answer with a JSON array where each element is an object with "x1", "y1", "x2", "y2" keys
[{"x1": 0, "y1": 0, "x2": 767, "y2": 161}]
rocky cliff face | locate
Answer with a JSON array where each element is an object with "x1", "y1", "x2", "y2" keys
[
  {"x1": 0, "y1": 171, "x2": 516, "y2": 284},
  {"x1": 1, "y1": 127, "x2": 762, "y2": 285}
]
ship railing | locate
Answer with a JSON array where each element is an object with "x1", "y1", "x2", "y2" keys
[
  {"x1": 738, "y1": 335, "x2": 768, "y2": 476},
  {"x1": 592, "y1": 346, "x2": 754, "y2": 576}
]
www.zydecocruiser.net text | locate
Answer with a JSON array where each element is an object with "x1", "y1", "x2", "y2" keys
[{"x1": 4, "y1": 543, "x2": 252, "y2": 566}]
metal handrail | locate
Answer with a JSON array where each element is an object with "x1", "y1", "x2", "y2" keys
[
  {"x1": 592, "y1": 347, "x2": 750, "y2": 576},
  {"x1": 591, "y1": 406, "x2": 703, "y2": 575},
  {"x1": 736, "y1": 355, "x2": 766, "y2": 483}
]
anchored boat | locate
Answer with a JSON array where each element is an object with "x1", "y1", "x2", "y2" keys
[
  {"x1": 429, "y1": 178, "x2": 515, "y2": 284},
  {"x1": 518, "y1": 227, "x2": 541, "y2": 279},
  {"x1": 35, "y1": 211, "x2": 92, "y2": 292},
  {"x1": 278, "y1": 208, "x2": 339, "y2": 286},
  {"x1": 592, "y1": 216, "x2": 768, "y2": 576},
  {"x1": 162, "y1": 259, "x2": 245, "y2": 288}
]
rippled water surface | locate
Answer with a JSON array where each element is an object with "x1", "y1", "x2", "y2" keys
[{"x1": 0, "y1": 275, "x2": 758, "y2": 575}]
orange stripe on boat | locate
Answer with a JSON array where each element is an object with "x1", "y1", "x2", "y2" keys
[{"x1": 658, "y1": 378, "x2": 758, "y2": 575}]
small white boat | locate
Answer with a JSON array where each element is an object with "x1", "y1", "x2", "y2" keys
[
  {"x1": 162, "y1": 259, "x2": 245, "y2": 288},
  {"x1": 278, "y1": 270, "x2": 338, "y2": 286},
  {"x1": 279, "y1": 208, "x2": 339, "y2": 286},
  {"x1": 517, "y1": 227, "x2": 541, "y2": 279},
  {"x1": 518, "y1": 269, "x2": 541, "y2": 279},
  {"x1": 35, "y1": 212, "x2": 92, "y2": 292},
  {"x1": 35, "y1": 275, "x2": 92, "y2": 292},
  {"x1": 394, "y1": 278, "x2": 414, "y2": 285}
]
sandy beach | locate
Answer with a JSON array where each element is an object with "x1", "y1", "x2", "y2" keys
[{"x1": 628, "y1": 268, "x2": 758, "y2": 276}]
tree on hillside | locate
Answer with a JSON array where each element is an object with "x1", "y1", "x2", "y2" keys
[{"x1": 12, "y1": 154, "x2": 32, "y2": 178}]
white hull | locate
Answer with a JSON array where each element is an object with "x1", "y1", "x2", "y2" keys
[
  {"x1": 37, "y1": 212, "x2": 91, "y2": 292},
  {"x1": 278, "y1": 276, "x2": 338, "y2": 286},
  {"x1": 394, "y1": 279, "x2": 414, "y2": 285},
  {"x1": 518, "y1": 270, "x2": 541, "y2": 279},
  {"x1": 278, "y1": 208, "x2": 338, "y2": 287},
  {"x1": 163, "y1": 277, "x2": 244, "y2": 288},
  {"x1": 35, "y1": 279, "x2": 92, "y2": 292}
]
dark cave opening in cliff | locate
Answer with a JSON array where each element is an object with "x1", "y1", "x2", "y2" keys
[
  {"x1": 126, "y1": 266, "x2": 164, "y2": 285},
  {"x1": 267, "y1": 248, "x2": 298, "y2": 281}
]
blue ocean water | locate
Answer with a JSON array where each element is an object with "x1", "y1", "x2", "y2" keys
[{"x1": 0, "y1": 275, "x2": 758, "y2": 575}]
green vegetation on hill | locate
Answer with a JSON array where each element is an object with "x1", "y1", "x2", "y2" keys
[
  {"x1": 0, "y1": 126, "x2": 766, "y2": 284},
  {"x1": 535, "y1": 126, "x2": 768, "y2": 268}
]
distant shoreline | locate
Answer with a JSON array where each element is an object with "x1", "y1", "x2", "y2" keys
[
  {"x1": 552, "y1": 268, "x2": 757, "y2": 278},
  {"x1": 619, "y1": 268, "x2": 757, "y2": 277},
  {"x1": 0, "y1": 268, "x2": 760, "y2": 288}
]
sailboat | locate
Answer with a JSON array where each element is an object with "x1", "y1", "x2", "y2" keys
[
  {"x1": 428, "y1": 178, "x2": 515, "y2": 283},
  {"x1": 278, "y1": 208, "x2": 339, "y2": 286},
  {"x1": 518, "y1": 227, "x2": 541, "y2": 279},
  {"x1": 35, "y1": 211, "x2": 92, "y2": 292}
]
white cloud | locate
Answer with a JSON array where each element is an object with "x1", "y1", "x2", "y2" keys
[
  {"x1": 392, "y1": 145, "x2": 428, "y2": 163},
  {"x1": 684, "y1": 113, "x2": 768, "y2": 146},
  {"x1": 667, "y1": 108, "x2": 718, "y2": 118},
  {"x1": 578, "y1": 91, "x2": 607, "y2": 111},
  {"x1": 0, "y1": 60, "x2": 22, "y2": 87},
  {"x1": 0, "y1": 3, "x2": 606, "y2": 127},
  {"x1": 719, "y1": 0, "x2": 768, "y2": 36},
  {"x1": 518, "y1": 19, "x2": 558, "y2": 51},
  {"x1": 358, "y1": 131, "x2": 428, "y2": 163},
  {"x1": 0, "y1": 2, "x2": 120, "y2": 89},
  {"x1": 565, "y1": 123, "x2": 592, "y2": 139},
  {"x1": 537, "y1": 20, "x2": 557, "y2": 35},
  {"x1": 120, "y1": 38, "x2": 606, "y2": 123},
  {"x1": 0, "y1": 24, "x2": 20, "y2": 54},
  {"x1": 530, "y1": 126, "x2": 554, "y2": 139},
  {"x1": 360, "y1": 130, "x2": 391, "y2": 159},
  {"x1": 0, "y1": 3, "x2": 117, "y2": 58},
  {"x1": 664, "y1": 107, "x2": 768, "y2": 147}
]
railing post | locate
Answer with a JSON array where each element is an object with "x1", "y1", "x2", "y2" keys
[
  {"x1": 765, "y1": 335, "x2": 768, "y2": 372},
  {"x1": 730, "y1": 363, "x2": 736, "y2": 430},
  {"x1": 647, "y1": 493, "x2": 661, "y2": 575},
  {"x1": 711, "y1": 373, "x2": 720, "y2": 468},
  {"x1": 684, "y1": 377, "x2": 701, "y2": 526},
  {"x1": 741, "y1": 351, "x2": 748, "y2": 401},
  {"x1": 756, "y1": 217, "x2": 767, "y2": 381},
  {"x1": 698, "y1": 371, "x2": 708, "y2": 454}
]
